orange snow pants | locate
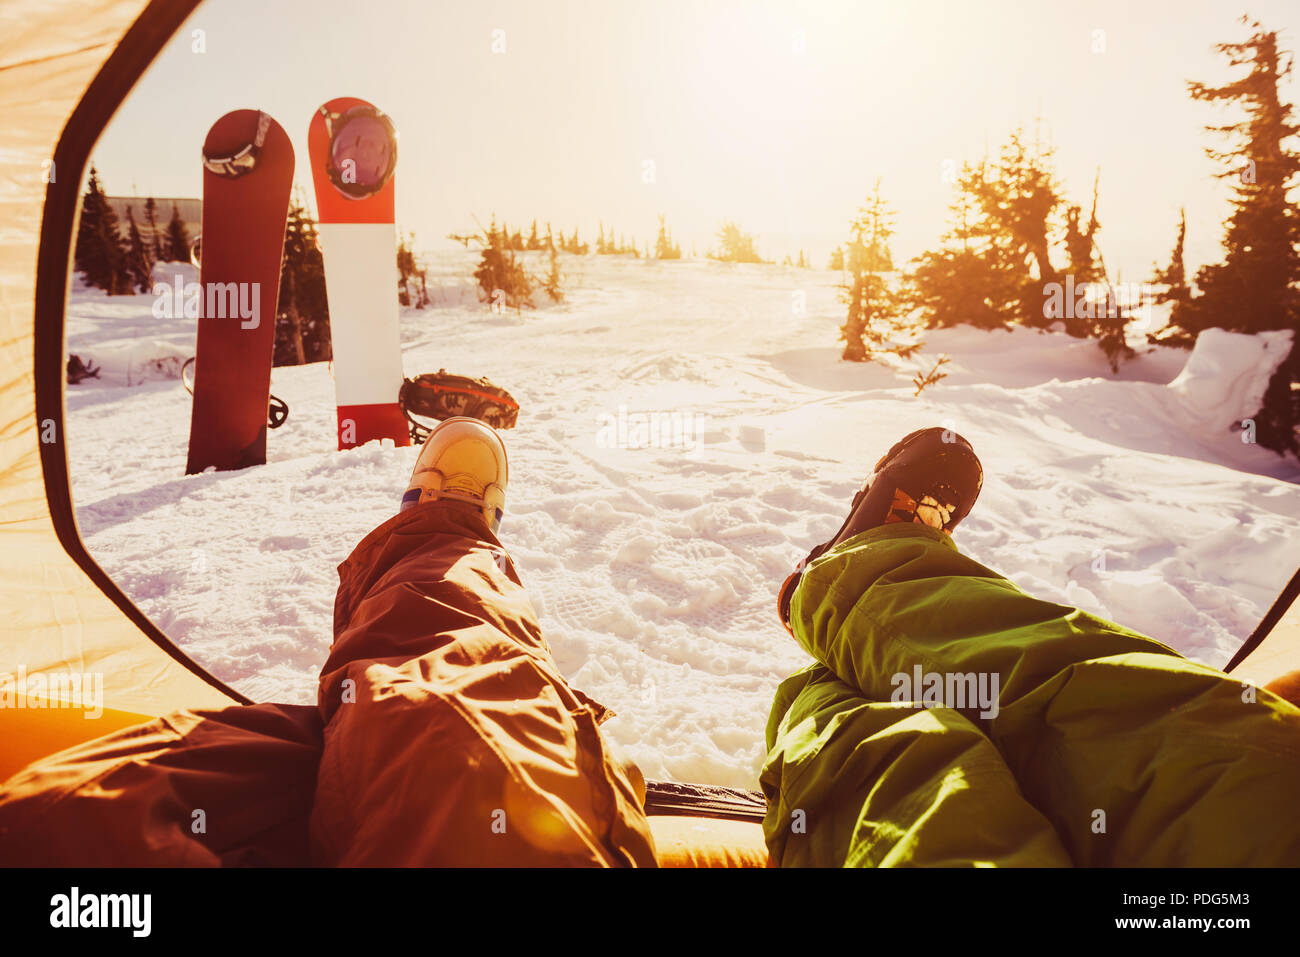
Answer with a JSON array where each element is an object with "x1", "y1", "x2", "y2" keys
[{"x1": 0, "y1": 502, "x2": 656, "y2": 867}]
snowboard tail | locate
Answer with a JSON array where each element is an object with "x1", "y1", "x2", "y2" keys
[{"x1": 338, "y1": 403, "x2": 410, "y2": 449}]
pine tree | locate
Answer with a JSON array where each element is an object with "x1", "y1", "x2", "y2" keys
[
  {"x1": 275, "y1": 193, "x2": 331, "y2": 366},
  {"x1": 1063, "y1": 206, "x2": 1100, "y2": 285},
  {"x1": 1058, "y1": 170, "x2": 1129, "y2": 361},
  {"x1": 902, "y1": 130, "x2": 1068, "y2": 333},
  {"x1": 123, "y1": 207, "x2": 154, "y2": 293},
  {"x1": 542, "y1": 242, "x2": 563, "y2": 303},
  {"x1": 655, "y1": 215, "x2": 675, "y2": 259},
  {"x1": 397, "y1": 233, "x2": 416, "y2": 307},
  {"x1": 1075, "y1": 175, "x2": 1136, "y2": 371},
  {"x1": 903, "y1": 184, "x2": 1022, "y2": 331},
  {"x1": 1169, "y1": 18, "x2": 1300, "y2": 457},
  {"x1": 143, "y1": 196, "x2": 163, "y2": 262},
  {"x1": 164, "y1": 203, "x2": 192, "y2": 263},
  {"x1": 712, "y1": 221, "x2": 764, "y2": 263},
  {"x1": 278, "y1": 266, "x2": 306, "y2": 366},
  {"x1": 1170, "y1": 18, "x2": 1300, "y2": 340},
  {"x1": 474, "y1": 217, "x2": 533, "y2": 310},
  {"x1": 98, "y1": 208, "x2": 129, "y2": 294},
  {"x1": 828, "y1": 246, "x2": 844, "y2": 271},
  {"x1": 1151, "y1": 208, "x2": 1190, "y2": 307},
  {"x1": 1254, "y1": 348, "x2": 1300, "y2": 459},
  {"x1": 73, "y1": 166, "x2": 104, "y2": 281},
  {"x1": 395, "y1": 232, "x2": 431, "y2": 309},
  {"x1": 904, "y1": 131, "x2": 1064, "y2": 333},
  {"x1": 988, "y1": 130, "x2": 1064, "y2": 290},
  {"x1": 527, "y1": 220, "x2": 541, "y2": 250},
  {"x1": 838, "y1": 182, "x2": 919, "y2": 362},
  {"x1": 73, "y1": 165, "x2": 129, "y2": 293}
]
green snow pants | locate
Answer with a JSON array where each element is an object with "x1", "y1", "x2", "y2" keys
[{"x1": 761, "y1": 523, "x2": 1300, "y2": 867}]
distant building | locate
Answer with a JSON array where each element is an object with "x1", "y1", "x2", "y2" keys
[{"x1": 105, "y1": 196, "x2": 200, "y2": 247}]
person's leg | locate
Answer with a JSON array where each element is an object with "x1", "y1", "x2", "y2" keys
[
  {"x1": 761, "y1": 663, "x2": 1073, "y2": 867},
  {"x1": 779, "y1": 523, "x2": 1300, "y2": 866},
  {"x1": 0, "y1": 703, "x2": 321, "y2": 866},
  {"x1": 308, "y1": 500, "x2": 655, "y2": 867}
]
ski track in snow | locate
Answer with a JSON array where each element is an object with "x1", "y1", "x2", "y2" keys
[{"x1": 66, "y1": 252, "x2": 1300, "y2": 788}]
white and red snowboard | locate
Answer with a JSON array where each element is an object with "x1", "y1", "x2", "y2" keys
[{"x1": 307, "y1": 97, "x2": 409, "y2": 450}]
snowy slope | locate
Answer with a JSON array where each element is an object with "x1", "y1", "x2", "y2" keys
[{"x1": 65, "y1": 251, "x2": 1300, "y2": 788}]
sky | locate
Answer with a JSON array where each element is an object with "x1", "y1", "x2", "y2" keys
[{"x1": 88, "y1": 0, "x2": 1300, "y2": 280}]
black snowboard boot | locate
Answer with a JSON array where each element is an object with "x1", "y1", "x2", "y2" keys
[{"x1": 777, "y1": 426, "x2": 983, "y2": 633}]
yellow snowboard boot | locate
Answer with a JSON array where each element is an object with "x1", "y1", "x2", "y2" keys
[{"x1": 401, "y1": 416, "x2": 508, "y2": 533}]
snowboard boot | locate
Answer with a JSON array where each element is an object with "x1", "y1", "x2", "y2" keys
[
  {"x1": 777, "y1": 426, "x2": 983, "y2": 634},
  {"x1": 401, "y1": 416, "x2": 508, "y2": 533}
]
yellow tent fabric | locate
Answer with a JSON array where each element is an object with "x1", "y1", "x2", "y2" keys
[
  {"x1": 0, "y1": 0, "x2": 235, "y2": 718},
  {"x1": 1233, "y1": 591, "x2": 1300, "y2": 690}
]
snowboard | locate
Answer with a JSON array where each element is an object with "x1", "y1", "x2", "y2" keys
[
  {"x1": 185, "y1": 109, "x2": 294, "y2": 474},
  {"x1": 307, "y1": 97, "x2": 409, "y2": 451}
]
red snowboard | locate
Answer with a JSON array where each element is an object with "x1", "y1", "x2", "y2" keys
[{"x1": 185, "y1": 110, "x2": 294, "y2": 474}]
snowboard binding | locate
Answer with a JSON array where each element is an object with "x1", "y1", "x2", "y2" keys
[
  {"x1": 318, "y1": 104, "x2": 398, "y2": 200},
  {"x1": 182, "y1": 357, "x2": 290, "y2": 430},
  {"x1": 201, "y1": 111, "x2": 272, "y2": 179}
]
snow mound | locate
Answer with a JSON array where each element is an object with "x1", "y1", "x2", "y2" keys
[
  {"x1": 1168, "y1": 327, "x2": 1294, "y2": 428},
  {"x1": 67, "y1": 263, "x2": 199, "y2": 387},
  {"x1": 74, "y1": 340, "x2": 189, "y2": 387}
]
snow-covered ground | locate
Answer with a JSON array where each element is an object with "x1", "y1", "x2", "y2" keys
[{"x1": 66, "y1": 251, "x2": 1300, "y2": 788}]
